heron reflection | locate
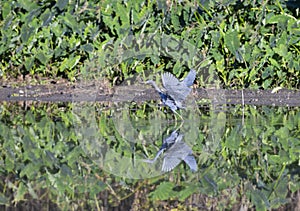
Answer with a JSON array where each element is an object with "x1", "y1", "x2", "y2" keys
[
  {"x1": 146, "y1": 69, "x2": 196, "y2": 119},
  {"x1": 144, "y1": 130, "x2": 197, "y2": 172}
]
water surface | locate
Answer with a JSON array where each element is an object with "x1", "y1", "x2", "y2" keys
[{"x1": 0, "y1": 101, "x2": 299, "y2": 210}]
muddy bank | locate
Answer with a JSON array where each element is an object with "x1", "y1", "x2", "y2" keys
[{"x1": 0, "y1": 83, "x2": 299, "y2": 107}]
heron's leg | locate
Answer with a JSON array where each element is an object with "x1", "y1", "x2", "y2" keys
[
  {"x1": 173, "y1": 109, "x2": 183, "y2": 121},
  {"x1": 176, "y1": 120, "x2": 184, "y2": 130}
]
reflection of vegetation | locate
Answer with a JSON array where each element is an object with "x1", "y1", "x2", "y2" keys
[{"x1": 0, "y1": 102, "x2": 299, "y2": 209}]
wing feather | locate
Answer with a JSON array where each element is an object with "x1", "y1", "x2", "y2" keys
[
  {"x1": 183, "y1": 155, "x2": 198, "y2": 172},
  {"x1": 182, "y1": 69, "x2": 196, "y2": 87},
  {"x1": 162, "y1": 156, "x2": 181, "y2": 172},
  {"x1": 162, "y1": 72, "x2": 191, "y2": 104}
]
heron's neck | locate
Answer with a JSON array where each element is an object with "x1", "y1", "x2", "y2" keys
[{"x1": 151, "y1": 82, "x2": 161, "y2": 93}]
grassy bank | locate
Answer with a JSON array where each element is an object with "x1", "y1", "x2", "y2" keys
[{"x1": 0, "y1": 0, "x2": 299, "y2": 89}]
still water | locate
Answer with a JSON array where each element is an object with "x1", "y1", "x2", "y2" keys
[{"x1": 0, "y1": 101, "x2": 299, "y2": 210}]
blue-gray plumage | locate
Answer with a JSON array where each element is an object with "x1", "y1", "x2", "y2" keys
[
  {"x1": 146, "y1": 69, "x2": 196, "y2": 117},
  {"x1": 143, "y1": 130, "x2": 197, "y2": 172}
]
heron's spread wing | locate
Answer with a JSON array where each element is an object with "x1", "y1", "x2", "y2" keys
[
  {"x1": 183, "y1": 155, "x2": 198, "y2": 172},
  {"x1": 162, "y1": 72, "x2": 191, "y2": 103},
  {"x1": 162, "y1": 156, "x2": 181, "y2": 172},
  {"x1": 182, "y1": 69, "x2": 196, "y2": 87},
  {"x1": 161, "y1": 72, "x2": 180, "y2": 89},
  {"x1": 162, "y1": 137, "x2": 192, "y2": 172}
]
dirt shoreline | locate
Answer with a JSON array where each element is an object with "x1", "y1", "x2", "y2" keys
[{"x1": 0, "y1": 83, "x2": 299, "y2": 107}]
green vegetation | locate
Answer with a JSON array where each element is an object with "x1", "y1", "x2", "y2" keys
[
  {"x1": 1, "y1": 0, "x2": 300, "y2": 210},
  {"x1": 0, "y1": 102, "x2": 299, "y2": 209},
  {"x1": 1, "y1": 0, "x2": 299, "y2": 88}
]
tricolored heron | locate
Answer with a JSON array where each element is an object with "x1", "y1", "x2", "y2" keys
[
  {"x1": 146, "y1": 69, "x2": 196, "y2": 119},
  {"x1": 143, "y1": 130, "x2": 197, "y2": 172}
]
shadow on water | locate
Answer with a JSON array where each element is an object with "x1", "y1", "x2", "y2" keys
[{"x1": 0, "y1": 101, "x2": 300, "y2": 210}]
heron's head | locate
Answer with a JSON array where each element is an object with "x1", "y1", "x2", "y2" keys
[
  {"x1": 145, "y1": 80, "x2": 154, "y2": 85},
  {"x1": 145, "y1": 80, "x2": 162, "y2": 93},
  {"x1": 145, "y1": 80, "x2": 157, "y2": 88}
]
